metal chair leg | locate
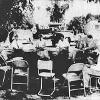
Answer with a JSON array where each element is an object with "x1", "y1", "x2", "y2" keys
[
  {"x1": 89, "y1": 77, "x2": 92, "y2": 93},
  {"x1": 41, "y1": 77, "x2": 43, "y2": 91},
  {"x1": 27, "y1": 67, "x2": 29, "y2": 91},
  {"x1": 83, "y1": 80, "x2": 86, "y2": 97},
  {"x1": 96, "y1": 78, "x2": 98, "y2": 90},
  {"x1": 1, "y1": 71, "x2": 6, "y2": 86},
  {"x1": 68, "y1": 81, "x2": 70, "y2": 99},
  {"x1": 50, "y1": 76, "x2": 55, "y2": 96},
  {"x1": 53, "y1": 76, "x2": 55, "y2": 91},
  {"x1": 38, "y1": 76, "x2": 56, "y2": 96},
  {"x1": 11, "y1": 67, "x2": 13, "y2": 90},
  {"x1": 38, "y1": 77, "x2": 43, "y2": 95}
]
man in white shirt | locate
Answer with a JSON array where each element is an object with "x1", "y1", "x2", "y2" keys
[
  {"x1": 36, "y1": 36, "x2": 50, "y2": 60},
  {"x1": 83, "y1": 39, "x2": 100, "y2": 90},
  {"x1": 56, "y1": 36, "x2": 70, "y2": 49}
]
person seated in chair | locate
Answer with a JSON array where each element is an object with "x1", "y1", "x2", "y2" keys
[
  {"x1": 56, "y1": 36, "x2": 70, "y2": 50},
  {"x1": 83, "y1": 38, "x2": 100, "y2": 92},
  {"x1": 82, "y1": 35, "x2": 96, "y2": 52}
]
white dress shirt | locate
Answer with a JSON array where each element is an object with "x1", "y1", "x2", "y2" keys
[
  {"x1": 91, "y1": 39, "x2": 100, "y2": 71},
  {"x1": 57, "y1": 38, "x2": 70, "y2": 48}
]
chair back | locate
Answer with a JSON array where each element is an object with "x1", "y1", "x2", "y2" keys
[
  {"x1": 37, "y1": 60, "x2": 53, "y2": 74},
  {"x1": 68, "y1": 63, "x2": 84, "y2": 73},
  {"x1": 12, "y1": 59, "x2": 28, "y2": 68}
]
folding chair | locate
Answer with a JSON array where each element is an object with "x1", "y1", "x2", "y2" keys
[
  {"x1": 10, "y1": 59, "x2": 29, "y2": 91},
  {"x1": 63, "y1": 63, "x2": 86, "y2": 99},
  {"x1": 89, "y1": 74, "x2": 100, "y2": 93},
  {"x1": 37, "y1": 60, "x2": 55, "y2": 96}
]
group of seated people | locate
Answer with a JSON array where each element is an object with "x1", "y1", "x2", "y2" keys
[
  {"x1": 63, "y1": 33, "x2": 100, "y2": 93},
  {"x1": 0, "y1": 28, "x2": 99, "y2": 95}
]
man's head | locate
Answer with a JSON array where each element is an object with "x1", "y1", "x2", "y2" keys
[
  {"x1": 60, "y1": 35, "x2": 64, "y2": 41},
  {"x1": 87, "y1": 35, "x2": 93, "y2": 42},
  {"x1": 60, "y1": 37, "x2": 64, "y2": 41},
  {"x1": 87, "y1": 35, "x2": 93, "y2": 39}
]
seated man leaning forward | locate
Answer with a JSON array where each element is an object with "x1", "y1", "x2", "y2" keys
[{"x1": 83, "y1": 39, "x2": 100, "y2": 91}]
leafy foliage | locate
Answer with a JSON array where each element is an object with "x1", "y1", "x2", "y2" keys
[{"x1": 68, "y1": 16, "x2": 86, "y2": 34}]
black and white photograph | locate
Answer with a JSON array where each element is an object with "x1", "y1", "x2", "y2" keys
[{"x1": 0, "y1": 0, "x2": 100, "y2": 99}]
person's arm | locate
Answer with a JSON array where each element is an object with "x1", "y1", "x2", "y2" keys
[
  {"x1": 84, "y1": 46, "x2": 96, "y2": 51},
  {"x1": 83, "y1": 41, "x2": 96, "y2": 51},
  {"x1": 85, "y1": 64, "x2": 91, "y2": 68},
  {"x1": 11, "y1": 40, "x2": 19, "y2": 49}
]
